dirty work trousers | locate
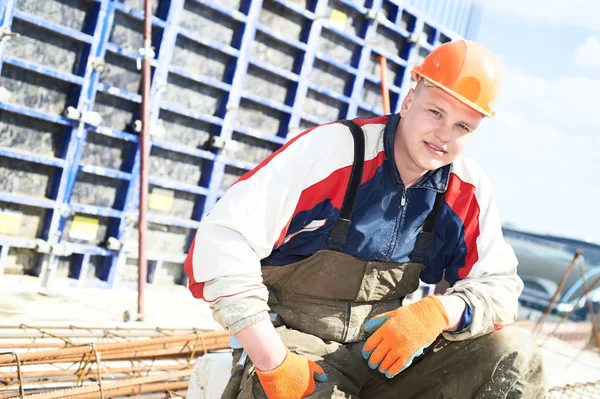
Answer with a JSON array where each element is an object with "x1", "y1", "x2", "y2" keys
[{"x1": 222, "y1": 325, "x2": 547, "y2": 398}]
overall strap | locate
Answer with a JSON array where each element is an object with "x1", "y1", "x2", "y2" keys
[
  {"x1": 409, "y1": 192, "x2": 444, "y2": 263},
  {"x1": 326, "y1": 120, "x2": 365, "y2": 252}
]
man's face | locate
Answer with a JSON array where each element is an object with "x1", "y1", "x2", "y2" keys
[{"x1": 398, "y1": 81, "x2": 484, "y2": 172}]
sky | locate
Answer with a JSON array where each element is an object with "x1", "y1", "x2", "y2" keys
[{"x1": 462, "y1": 0, "x2": 600, "y2": 244}]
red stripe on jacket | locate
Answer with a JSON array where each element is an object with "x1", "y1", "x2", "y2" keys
[
  {"x1": 274, "y1": 151, "x2": 387, "y2": 247},
  {"x1": 444, "y1": 173, "x2": 481, "y2": 279},
  {"x1": 183, "y1": 238, "x2": 206, "y2": 299},
  {"x1": 234, "y1": 116, "x2": 389, "y2": 186}
]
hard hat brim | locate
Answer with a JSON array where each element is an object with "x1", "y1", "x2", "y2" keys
[{"x1": 412, "y1": 71, "x2": 495, "y2": 119}]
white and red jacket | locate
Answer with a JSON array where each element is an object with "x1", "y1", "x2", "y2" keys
[{"x1": 184, "y1": 114, "x2": 523, "y2": 340}]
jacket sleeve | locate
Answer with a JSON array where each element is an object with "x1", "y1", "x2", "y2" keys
[
  {"x1": 442, "y1": 159, "x2": 523, "y2": 341},
  {"x1": 183, "y1": 123, "x2": 355, "y2": 334}
]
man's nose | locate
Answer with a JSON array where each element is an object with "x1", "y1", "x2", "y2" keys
[{"x1": 433, "y1": 124, "x2": 454, "y2": 143}]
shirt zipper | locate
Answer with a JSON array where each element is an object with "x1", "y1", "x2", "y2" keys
[{"x1": 401, "y1": 187, "x2": 407, "y2": 207}]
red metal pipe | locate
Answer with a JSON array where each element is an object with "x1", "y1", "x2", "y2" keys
[
  {"x1": 138, "y1": 0, "x2": 153, "y2": 322},
  {"x1": 378, "y1": 55, "x2": 391, "y2": 114}
]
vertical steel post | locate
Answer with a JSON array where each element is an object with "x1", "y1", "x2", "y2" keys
[{"x1": 138, "y1": 0, "x2": 153, "y2": 321}]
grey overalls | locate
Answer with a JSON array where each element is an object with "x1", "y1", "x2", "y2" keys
[{"x1": 222, "y1": 121, "x2": 546, "y2": 399}]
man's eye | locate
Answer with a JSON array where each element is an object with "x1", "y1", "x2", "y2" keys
[
  {"x1": 430, "y1": 110, "x2": 441, "y2": 117},
  {"x1": 457, "y1": 124, "x2": 470, "y2": 132}
]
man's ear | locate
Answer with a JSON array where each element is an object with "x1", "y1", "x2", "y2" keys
[{"x1": 400, "y1": 88, "x2": 415, "y2": 117}]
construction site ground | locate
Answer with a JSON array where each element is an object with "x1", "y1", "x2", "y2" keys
[{"x1": 1, "y1": 275, "x2": 598, "y2": 397}]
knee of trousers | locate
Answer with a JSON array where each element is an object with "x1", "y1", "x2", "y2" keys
[{"x1": 484, "y1": 326, "x2": 544, "y2": 377}]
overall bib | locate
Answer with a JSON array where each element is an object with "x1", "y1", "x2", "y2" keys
[{"x1": 222, "y1": 121, "x2": 546, "y2": 399}]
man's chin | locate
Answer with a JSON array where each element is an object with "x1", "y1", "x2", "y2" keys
[{"x1": 420, "y1": 160, "x2": 447, "y2": 171}]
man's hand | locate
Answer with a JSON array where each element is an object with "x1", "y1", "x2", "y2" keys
[
  {"x1": 256, "y1": 349, "x2": 327, "y2": 399},
  {"x1": 361, "y1": 295, "x2": 449, "y2": 378}
]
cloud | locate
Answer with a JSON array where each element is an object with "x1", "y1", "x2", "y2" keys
[
  {"x1": 573, "y1": 35, "x2": 600, "y2": 75},
  {"x1": 466, "y1": 62, "x2": 599, "y2": 242},
  {"x1": 484, "y1": 0, "x2": 600, "y2": 31}
]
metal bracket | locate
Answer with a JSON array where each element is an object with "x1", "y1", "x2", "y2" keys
[
  {"x1": 409, "y1": 32, "x2": 429, "y2": 47},
  {"x1": 51, "y1": 242, "x2": 73, "y2": 257},
  {"x1": 90, "y1": 57, "x2": 107, "y2": 73},
  {"x1": 210, "y1": 136, "x2": 226, "y2": 150},
  {"x1": 35, "y1": 239, "x2": 52, "y2": 254},
  {"x1": 64, "y1": 106, "x2": 103, "y2": 127},
  {"x1": 105, "y1": 237, "x2": 123, "y2": 251},
  {"x1": 0, "y1": 27, "x2": 19, "y2": 42},
  {"x1": 58, "y1": 203, "x2": 73, "y2": 218},
  {"x1": 132, "y1": 119, "x2": 143, "y2": 133},
  {"x1": 136, "y1": 43, "x2": 156, "y2": 70}
]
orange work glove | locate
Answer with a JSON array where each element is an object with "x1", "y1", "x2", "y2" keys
[
  {"x1": 362, "y1": 295, "x2": 449, "y2": 378},
  {"x1": 255, "y1": 349, "x2": 327, "y2": 399}
]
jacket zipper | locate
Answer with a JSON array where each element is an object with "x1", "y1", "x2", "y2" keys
[{"x1": 400, "y1": 187, "x2": 407, "y2": 207}]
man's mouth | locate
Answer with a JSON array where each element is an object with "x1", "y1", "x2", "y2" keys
[{"x1": 425, "y1": 142, "x2": 447, "y2": 154}]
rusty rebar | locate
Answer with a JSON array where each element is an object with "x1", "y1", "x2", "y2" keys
[
  {"x1": 0, "y1": 331, "x2": 229, "y2": 364},
  {"x1": 533, "y1": 250, "x2": 582, "y2": 335},
  {"x1": 2, "y1": 369, "x2": 191, "y2": 399},
  {"x1": 0, "y1": 363, "x2": 190, "y2": 381},
  {"x1": 378, "y1": 55, "x2": 391, "y2": 114}
]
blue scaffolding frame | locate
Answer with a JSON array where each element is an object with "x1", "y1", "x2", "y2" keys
[{"x1": 0, "y1": 0, "x2": 468, "y2": 289}]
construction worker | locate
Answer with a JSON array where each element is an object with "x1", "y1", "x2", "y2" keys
[{"x1": 184, "y1": 40, "x2": 546, "y2": 398}]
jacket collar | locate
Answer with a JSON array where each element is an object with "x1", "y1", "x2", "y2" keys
[{"x1": 383, "y1": 113, "x2": 450, "y2": 193}]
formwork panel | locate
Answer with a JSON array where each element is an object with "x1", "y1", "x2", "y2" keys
[
  {"x1": 317, "y1": 28, "x2": 358, "y2": 66},
  {"x1": 116, "y1": 0, "x2": 162, "y2": 16},
  {"x1": 92, "y1": 92, "x2": 138, "y2": 132},
  {"x1": 158, "y1": 110, "x2": 214, "y2": 149},
  {"x1": 63, "y1": 214, "x2": 111, "y2": 245},
  {"x1": 148, "y1": 185, "x2": 199, "y2": 219},
  {"x1": 367, "y1": 53, "x2": 404, "y2": 86},
  {"x1": 2, "y1": 247, "x2": 37, "y2": 275},
  {"x1": 373, "y1": 25, "x2": 409, "y2": 60},
  {"x1": 86, "y1": 255, "x2": 107, "y2": 280},
  {"x1": 162, "y1": 74, "x2": 226, "y2": 116},
  {"x1": 225, "y1": 132, "x2": 278, "y2": 164},
  {"x1": 259, "y1": 0, "x2": 308, "y2": 42},
  {"x1": 153, "y1": 261, "x2": 182, "y2": 285},
  {"x1": 0, "y1": 111, "x2": 64, "y2": 157},
  {"x1": 0, "y1": 201, "x2": 46, "y2": 239},
  {"x1": 0, "y1": 65, "x2": 75, "y2": 115},
  {"x1": 71, "y1": 172, "x2": 123, "y2": 208},
  {"x1": 81, "y1": 131, "x2": 132, "y2": 170},
  {"x1": 236, "y1": 98, "x2": 287, "y2": 134},
  {"x1": 109, "y1": 10, "x2": 160, "y2": 52},
  {"x1": 303, "y1": 89, "x2": 345, "y2": 121},
  {"x1": 171, "y1": 36, "x2": 234, "y2": 82},
  {"x1": 100, "y1": 52, "x2": 143, "y2": 93},
  {"x1": 310, "y1": 59, "x2": 353, "y2": 95},
  {"x1": 299, "y1": 119, "x2": 318, "y2": 131},
  {"x1": 129, "y1": 223, "x2": 191, "y2": 255},
  {"x1": 362, "y1": 80, "x2": 383, "y2": 112},
  {"x1": 251, "y1": 32, "x2": 301, "y2": 72},
  {"x1": 121, "y1": 257, "x2": 151, "y2": 283},
  {"x1": 244, "y1": 65, "x2": 293, "y2": 105},
  {"x1": 149, "y1": 147, "x2": 205, "y2": 186},
  {"x1": 399, "y1": 9, "x2": 417, "y2": 32},
  {"x1": 180, "y1": 1, "x2": 240, "y2": 47},
  {"x1": 15, "y1": 0, "x2": 92, "y2": 32},
  {"x1": 221, "y1": 165, "x2": 247, "y2": 191},
  {"x1": 380, "y1": 1, "x2": 400, "y2": 25},
  {"x1": 356, "y1": 107, "x2": 379, "y2": 119},
  {"x1": 0, "y1": 157, "x2": 54, "y2": 198},
  {"x1": 325, "y1": 0, "x2": 366, "y2": 38},
  {"x1": 6, "y1": 20, "x2": 85, "y2": 75}
]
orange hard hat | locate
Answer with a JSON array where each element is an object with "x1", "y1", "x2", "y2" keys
[{"x1": 411, "y1": 39, "x2": 502, "y2": 118}]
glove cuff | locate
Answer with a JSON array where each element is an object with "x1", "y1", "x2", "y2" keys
[{"x1": 420, "y1": 295, "x2": 450, "y2": 331}]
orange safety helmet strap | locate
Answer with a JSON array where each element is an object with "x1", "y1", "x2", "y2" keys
[{"x1": 411, "y1": 40, "x2": 502, "y2": 118}]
